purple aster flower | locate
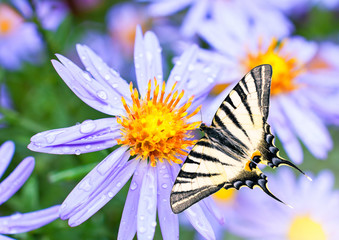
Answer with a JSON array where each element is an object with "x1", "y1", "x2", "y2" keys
[
  {"x1": 81, "y1": 2, "x2": 180, "y2": 81},
  {"x1": 28, "y1": 27, "x2": 223, "y2": 239},
  {"x1": 0, "y1": 3, "x2": 43, "y2": 70},
  {"x1": 147, "y1": 0, "x2": 293, "y2": 38},
  {"x1": 0, "y1": 141, "x2": 60, "y2": 238},
  {"x1": 198, "y1": 17, "x2": 336, "y2": 164},
  {"x1": 227, "y1": 168, "x2": 339, "y2": 240},
  {"x1": 12, "y1": 0, "x2": 68, "y2": 31}
]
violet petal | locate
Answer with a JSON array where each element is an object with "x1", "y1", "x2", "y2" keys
[
  {"x1": 202, "y1": 197, "x2": 225, "y2": 225},
  {"x1": 0, "y1": 157, "x2": 34, "y2": 205},
  {"x1": 28, "y1": 118, "x2": 120, "y2": 155},
  {"x1": 0, "y1": 205, "x2": 60, "y2": 234},
  {"x1": 68, "y1": 159, "x2": 138, "y2": 226},
  {"x1": 137, "y1": 164, "x2": 157, "y2": 240},
  {"x1": 134, "y1": 26, "x2": 163, "y2": 98},
  {"x1": 76, "y1": 44, "x2": 132, "y2": 104},
  {"x1": 157, "y1": 161, "x2": 179, "y2": 240},
  {"x1": 118, "y1": 160, "x2": 148, "y2": 240},
  {"x1": 60, "y1": 146, "x2": 129, "y2": 220},
  {"x1": 52, "y1": 57, "x2": 125, "y2": 116},
  {"x1": 0, "y1": 141, "x2": 15, "y2": 179}
]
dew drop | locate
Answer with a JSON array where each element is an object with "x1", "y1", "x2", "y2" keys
[
  {"x1": 108, "y1": 191, "x2": 114, "y2": 198},
  {"x1": 78, "y1": 178, "x2": 92, "y2": 191},
  {"x1": 85, "y1": 144, "x2": 91, "y2": 150},
  {"x1": 135, "y1": 63, "x2": 140, "y2": 69},
  {"x1": 140, "y1": 215, "x2": 145, "y2": 220},
  {"x1": 130, "y1": 181, "x2": 138, "y2": 190},
  {"x1": 151, "y1": 221, "x2": 157, "y2": 227},
  {"x1": 188, "y1": 64, "x2": 195, "y2": 71},
  {"x1": 174, "y1": 75, "x2": 181, "y2": 81},
  {"x1": 207, "y1": 77, "x2": 214, "y2": 83},
  {"x1": 45, "y1": 133, "x2": 57, "y2": 144},
  {"x1": 83, "y1": 73, "x2": 92, "y2": 81},
  {"x1": 112, "y1": 83, "x2": 118, "y2": 88},
  {"x1": 139, "y1": 226, "x2": 146, "y2": 233},
  {"x1": 116, "y1": 182, "x2": 122, "y2": 187},
  {"x1": 80, "y1": 120, "x2": 96, "y2": 134},
  {"x1": 61, "y1": 203, "x2": 67, "y2": 209},
  {"x1": 163, "y1": 174, "x2": 170, "y2": 179},
  {"x1": 203, "y1": 67, "x2": 211, "y2": 73},
  {"x1": 104, "y1": 74, "x2": 110, "y2": 80},
  {"x1": 176, "y1": 60, "x2": 182, "y2": 66},
  {"x1": 75, "y1": 149, "x2": 81, "y2": 155},
  {"x1": 146, "y1": 51, "x2": 153, "y2": 62},
  {"x1": 81, "y1": 56, "x2": 86, "y2": 60},
  {"x1": 161, "y1": 183, "x2": 168, "y2": 189},
  {"x1": 97, "y1": 90, "x2": 108, "y2": 100},
  {"x1": 62, "y1": 146, "x2": 71, "y2": 153}
]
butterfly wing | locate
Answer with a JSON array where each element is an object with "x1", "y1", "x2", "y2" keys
[{"x1": 171, "y1": 64, "x2": 305, "y2": 213}]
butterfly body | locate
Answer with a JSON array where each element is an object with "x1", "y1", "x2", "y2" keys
[{"x1": 170, "y1": 64, "x2": 306, "y2": 214}]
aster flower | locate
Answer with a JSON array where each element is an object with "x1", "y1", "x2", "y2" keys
[
  {"x1": 147, "y1": 0, "x2": 293, "y2": 38},
  {"x1": 0, "y1": 3, "x2": 43, "y2": 70},
  {"x1": 81, "y1": 2, "x2": 179, "y2": 81},
  {"x1": 198, "y1": 16, "x2": 335, "y2": 164},
  {"x1": 12, "y1": 0, "x2": 68, "y2": 31},
  {"x1": 28, "y1": 27, "x2": 223, "y2": 239},
  {"x1": 227, "y1": 168, "x2": 339, "y2": 240},
  {"x1": 0, "y1": 141, "x2": 60, "y2": 238}
]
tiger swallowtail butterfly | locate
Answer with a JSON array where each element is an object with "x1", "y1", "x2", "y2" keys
[{"x1": 170, "y1": 64, "x2": 310, "y2": 214}]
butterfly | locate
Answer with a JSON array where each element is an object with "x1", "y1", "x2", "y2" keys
[{"x1": 170, "y1": 64, "x2": 309, "y2": 214}]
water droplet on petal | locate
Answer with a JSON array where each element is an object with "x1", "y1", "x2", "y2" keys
[
  {"x1": 207, "y1": 77, "x2": 214, "y2": 83},
  {"x1": 75, "y1": 149, "x2": 81, "y2": 155},
  {"x1": 135, "y1": 63, "x2": 140, "y2": 69},
  {"x1": 62, "y1": 146, "x2": 71, "y2": 153},
  {"x1": 188, "y1": 64, "x2": 195, "y2": 71},
  {"x1": 174, "y1": 75, "x2": 181, "y2": 81},
  {"x1": 176, "y1": 60, "x2": 182, "y2": 66},
  {"x1": 146, "y1": 51, "x2": 153, "y2": 62},
  {"x1": 80, "y1": 120, "x2": 96, "y2": 134},
  {"x1": 130, "y1": 181, "x2": 138, "y2": 190},
  {"x1": 151, "y1": 221, "x2": 157, "y2": 227},
  {"x1": 139, "y1": 226, "x2": 146, "y2": 233},
  {"x1": 78, "y1": 178, "x2": 92, "y2": 191},
  {"x1": 108, "y1": 191, "x2": 114, "y2": 198},
  {"x1": 104, "y1": 74, "x2": 110, "y2": 80},
  {"x1": 116, "y1": 182, "x2": 122, "y2": 187},
  {"x1": 163, "y1": 174, "x2": 170, "y2": 179},
  {"x1": 161, "y1": 183, "x2": 168, "y2": 189},
  {"x1": 83, "y1": 73, "x2": 92, "y2": 81},
  {"x1": 140, "y1": 215, "x2": 145, "y2": 220},
  {"x1": 97, "y1": 90, "x2": 108, "y2": 100},
  {"x1": 112, "y1": 83, "x2": 118, "y2": 88},
  {"x1": 61, "y1": 203, "x2": 67, "y2": 209},
  {"x1": 85, "y1": 144, "x2": 91, "y2": 150},
  {"x1": 203, "y1": 67, "x2": 211, "y2": 73}
]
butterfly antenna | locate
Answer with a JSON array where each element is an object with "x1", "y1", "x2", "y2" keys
[{"x1": 257, "y1": 176, "x2": 293, "y2": 208}]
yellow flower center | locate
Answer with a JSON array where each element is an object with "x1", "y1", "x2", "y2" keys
[
  {"x1": 213, "y1": 188, "x2": 237, "y2": 204},
  {"x1": 0, "y1": 4, "x2": 23, "y2": 35},
  {"x1": 117, "y1": 79, "x2": 201, "y2": 167},
  {"x1": 288, "y1": 215, "x2": 326, "y2": 240},
  {"x1": 242, "y1": 38, "x2": 305, "y2": 96},
  {"x1": 210, "y1": 83, "x2": 230, "y2": 96}
]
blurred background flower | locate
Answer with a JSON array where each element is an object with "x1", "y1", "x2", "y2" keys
[{"x1": 0, "y1": 0, "x2": 339, "y2": 239}]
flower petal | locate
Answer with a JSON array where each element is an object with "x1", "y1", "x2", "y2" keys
[
  {"x1": 269, "y1": 99, "x2": 303, "y2": 164},
  {"x1": 28, "y1": 118, "x2": 120, "y2": 155},
  {"x1": 184, "y1": 204, "x2": 216, "y2": 240},
  {"x1": 166, "y1": 45, "x2": 198, "y2": 93},
  {"x1": 134, "y1": 26, "x2": 163, "y2": 98},
  {"x1": 201, "y1": 197, "x2": 225, "y2": 225},
  {"x1": 148, "y1": 0, "x2": 193, "y2": 17},
  {"x1": 157, "y1": 161, "x2": 179, "y2": 240},
  {"x1": 52, "y1": 56, "x2": 125, "y2": 116},
  {"x1": 171, "y1": 164, "x2": 215, "y2": 240},
  {"x1": 278, "y1": 95, "x2": 332, "y2": 159},
  {"x1": 76, "y1": 44, "x2": 132, "y2": 103},
  {"x1": 0, "y1": 157, "x2": 34, "y2": 205},
  {"x1": 181, "y1": 0, "x2": 208, "y2": 37},
  {"x1": 60, "y1": 146, "x2": 129, "y2": 220},
  {"x1": 68, "y1": 159, "x2": 138, "y2": 226},
  {"x1": 0, "y1": 205, "x2": 60, "y2": 234},
  {"x1": 118, "y1": 160, "x2": 148, "y2": 240},
  {"x1": 137, "y1": 164, "x2": 157, "y2": 240},
  {"x1": 0, "y1": 141, "x2": 15, "y2": 179}
]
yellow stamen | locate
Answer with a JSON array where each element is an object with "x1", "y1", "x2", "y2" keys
[
  {"x1": 117, "y1": 79, "x2": 200, "y2": 166},
  {"x1": 288, "y1": 215, "x2": 326, "y2": 240},
  {"x1": 242, "y1": 38, "x2": 305, "y2": 96}
]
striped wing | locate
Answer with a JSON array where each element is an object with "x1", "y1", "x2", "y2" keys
[{"x1": 170, "y1": 64, "x2": 306, "y2": 214}]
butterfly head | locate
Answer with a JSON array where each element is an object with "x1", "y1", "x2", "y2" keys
[{"x1": 199, "y1": 123, "x2": 207, "y2": 132}]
